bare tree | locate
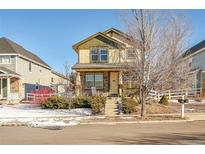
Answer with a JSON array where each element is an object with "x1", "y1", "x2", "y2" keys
[
  {"x1": 63, "y1": 60, "x2": 76, "y2": 94},
  {"x1": 121, "y1": 10, "x2": 191, "y2": 117}
]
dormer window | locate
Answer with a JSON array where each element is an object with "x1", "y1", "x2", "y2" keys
[{"x1": 91, "y1": 48, "x2": 108, "y2": 63}]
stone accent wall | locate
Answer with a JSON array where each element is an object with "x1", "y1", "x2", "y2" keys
[
  {"x1": 80, "y1": 72, "x2": 85, "y2": 90},
  {"x1": 103, "y1": 71, "x2": 109, "y2": 92}
]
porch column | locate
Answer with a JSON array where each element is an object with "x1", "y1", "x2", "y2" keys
[
  {"x1": 119, "y1": 71, "x2": 123, "y2": 97},
  {"x1": 7, "y1": 77, "x2": 10, "y2": 100},
  {"x1": 75, "y1": 72, "x2": 81, "y2": 97}
]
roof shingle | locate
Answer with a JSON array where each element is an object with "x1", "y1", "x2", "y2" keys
[{"x1": 0, "y1": 37, "x2": 50, "y2": 68}]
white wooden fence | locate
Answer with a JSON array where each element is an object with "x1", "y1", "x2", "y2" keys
[
  {"x1": 25, "y1": 92, "x2": 74, "y2": 103},
  {"x1": 149, "y1": 88, "x2": 202, "y2": 100},
  {"x1": 26, "y1": 93, "x2": 55, "y2": 104}
]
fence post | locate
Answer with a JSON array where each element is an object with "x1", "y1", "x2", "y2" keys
[
  {"x1": 168, "y1": 90, "x2": 171, "y2": 100},
  {"x1": 157, "y1": 93, "x2": 160, "y2": 101},
  {"x1": 155, "y1": 91, "x2": 157, "y2": 100},
  {"x1": 185, "y1": 89, "x2": 188, "y2": 97},
  {"x1": 181, "y1": 95, "x2": 185, "y2": 119}
]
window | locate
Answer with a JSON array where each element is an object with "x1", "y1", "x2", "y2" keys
[
  {"x1": 91, "y1": 48, "x2": 108, "y2": 63},
  {"x1": 95, "y1": 73, "x2": 103, "y2": 89},
  {"x1": 0, "y1": 56, "x2": 11, "y2": 64},
  {"x1": 85, "y1": 73, "x2": 103, "y2": 89},
  {"x1": 85, "y1": 73, "x2": 94, "y2": 89},
  {"x1": 11, "y1": 56, "x2": 15, "y2": 63},
  {"x1": 29, "y1": 62, "x2": 32, "y2": 72},
  {"x1": 91, "y1": 49, "x2": 99, "y2": 63},
  {"x1": 127, "y1": 48, "x2": 135, "y2": 59},
  {"x1": 100, "y1": 49, "x2": 108, "y2": 62},
  {"x1": 51, "y1": 77, "x2": 54, "y2": 82}
]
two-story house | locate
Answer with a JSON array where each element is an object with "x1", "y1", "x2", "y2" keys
[
  {"x1": 183, "y1": 40, "x2": 205, "y2": 97},
  {"x1": 72, "y1": 28, "x2": 136, "y2": 96},
  {"x1": 0, "y1": 37, "x2": 69, "y2": 102}
]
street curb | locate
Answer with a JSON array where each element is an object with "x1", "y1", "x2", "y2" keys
[{"x1": 80, "y1": 119, "x2": 193, "y2": 125}]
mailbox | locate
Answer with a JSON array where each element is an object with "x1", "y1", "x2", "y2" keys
[{"x1": 178, "y1": 98, "x2": 189, "y2": 104}]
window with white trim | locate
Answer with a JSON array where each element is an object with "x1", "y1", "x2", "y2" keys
[
  {"x1": 95, "y1": 73, "x2": 103, "y2": 89},
  {"x1": 85, "y1": 73, "x2": 103, "y2": 89},
  {"x1": 100, "y1": 49, "x2": 108, "y2": 62},
  {"x1": 85, "y1": 73, "x2": 94, "y2": 89},
  {"x1": 91, "y1": 49, "x2": 99, "y2": 63},
  {"x1": 0, "y1": 56, "x2": 11, "y2": 64},
  {"x1": 91, "y1": 48, "x2": 108, "y2": 63}
]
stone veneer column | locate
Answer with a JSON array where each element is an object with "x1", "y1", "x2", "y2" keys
[
  {"x1": 104, "y1": 72, "x2": 109, "y2": 93},
  {"x1": 75, "y1": 72, "x2": 81, "y2": 96}
]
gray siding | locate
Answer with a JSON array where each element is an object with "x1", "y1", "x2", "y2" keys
[
  {"x1": 16, "y1": 56, "x2": 52, "y2": 86},
  {"x1": 192, "y1": 50, "x2": 205, "y2": 70}
]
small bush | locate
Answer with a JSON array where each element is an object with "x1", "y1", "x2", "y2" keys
[
  {"x1": 71, "y1": 96, "x2": 91, "y2": 108},
  {"x1": 90, "y1": 95, "x2": 106, "y2": 114},
  {"x1": 41, "y1": 95, "x2": 106, "y2": 115},
  {"x1": 41, "y1": 96, "x2": 68, "y2": 109},
  {"x1": 159, "y1": 95, "x2": 169, "y2": 106},
  {"x1": 122, "y1": 97, "x2": 139, "y2": 114}
]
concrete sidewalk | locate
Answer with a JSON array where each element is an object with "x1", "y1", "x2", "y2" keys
[{"x1": 186, "y1": 113, "x2": 205, "y2": 121}]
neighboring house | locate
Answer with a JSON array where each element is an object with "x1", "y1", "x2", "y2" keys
[
  {"x1": 183, "y1": 40, "x2": 205, "y2": 96},
  {"x1": 72, "y1": 28, "x2": 136, "y2": 96},
  {"x1": 0, "y1": 37, "x2": 69, "y2": 102},
  {"x1": 51, "y1": 70, "x2": 70, "y2": 93}
]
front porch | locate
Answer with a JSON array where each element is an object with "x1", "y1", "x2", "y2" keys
[
  {"x1": 0, "y1": 67, "x2": 23, "y2": 102},
  {"x1": 75, "y1": 70, "x2": 123, "y2": 97}
]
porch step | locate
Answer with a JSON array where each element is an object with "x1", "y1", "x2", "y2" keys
[{"x1": 105, "y1": 97, "x2": 120, "y2": 116}]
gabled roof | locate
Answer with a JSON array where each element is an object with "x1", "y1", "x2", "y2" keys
[
  {"x1": 0, "y1": 37, "x2": 50, "y2": 69},
  {"x1": 103, "y1": 27, "x2": 141, "y2": 47},
  {"x1": 72, "y1": 31, "x2": 125, "y2": 52},
  {"x1": 103, "y1": 27, "x2": 129, "y2": 37},
  {"x1": 51, "y1": 70, "x2": 69, "y2": 80},
  {"x1": 183, "y1": 40, "x2": 205, "y2": 58}
]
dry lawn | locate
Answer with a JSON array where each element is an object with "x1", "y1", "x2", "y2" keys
[{"x1": 132, "y1": 102, "x2": 205, "y2": 115}]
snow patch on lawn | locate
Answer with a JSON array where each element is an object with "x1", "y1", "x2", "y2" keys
[
  {"x1": 0, "y1": 104, "x2": 91, "y2": 118},
  {"x1": 28, "y1": 119, "x2": 69, "y2": 128},
  {"x1": 0, "y1": 104, "x2": 92, "y2": 128}
]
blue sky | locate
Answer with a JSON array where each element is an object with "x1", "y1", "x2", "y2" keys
[{"x1": 0, "y1": 9, "x2": 205, "y2": 73}]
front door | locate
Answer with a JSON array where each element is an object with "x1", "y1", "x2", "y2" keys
[{"x1": 109, "y1": 72, "x2": 118, "y2": 94}]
